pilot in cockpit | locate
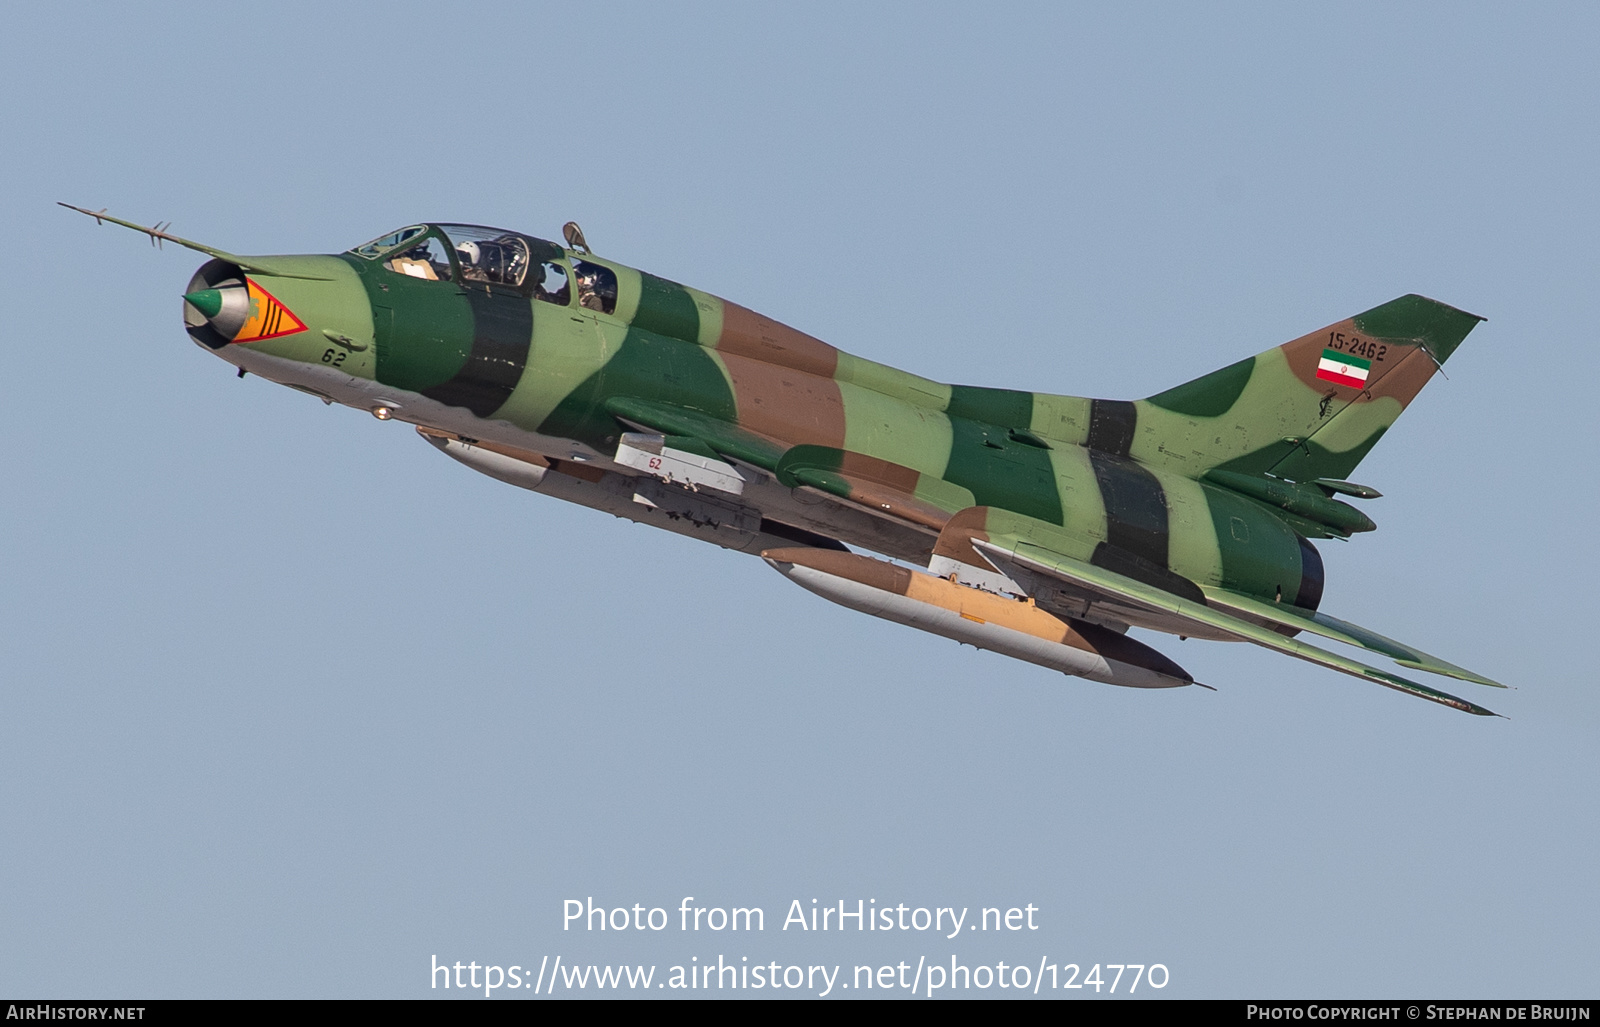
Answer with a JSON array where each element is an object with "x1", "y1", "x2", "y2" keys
[
  {"x1": 576, "y1": 268, "x2": 605, "y2": 311},
  {"x1": 532, "y1": 262, "x2": 570, "y2": 305}
]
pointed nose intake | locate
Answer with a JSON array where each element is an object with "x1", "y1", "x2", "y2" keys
[
  {"x1": 183, "y1": 285, "x2": 251, "y2": 340},
  {"x1": 184, "y1": 258, "x2": 252, "y2": 349},
  {"x1": 183, "y1": 258, "x2": 309, "y2": 350}
]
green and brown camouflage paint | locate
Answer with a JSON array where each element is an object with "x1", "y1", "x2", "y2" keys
[
  {"x1": 73, "y1": 202, "x2": 1489, "y2": 713},
  {"x1": 289, "y1": 223, "x2": 1474, "y2": 615},
  {"x1": 57, "y1": 199, "x2": 1496, "y2": 709}
]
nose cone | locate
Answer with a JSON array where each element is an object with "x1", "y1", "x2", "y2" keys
[
  {"x1": 183, "y1": 289, "x2": 224, "y2": 319},
  {"x1": 182, "y1": 277, "x2": 256, "y2": 345}
]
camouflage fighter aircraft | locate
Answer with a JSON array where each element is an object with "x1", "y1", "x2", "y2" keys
[{"x1": 62, "y1": 205, "x2": 1505, "y2": 715}]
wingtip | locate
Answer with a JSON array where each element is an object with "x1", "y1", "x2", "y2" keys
[
  {"x1": 1394, "y1": 659, "x2": 1507, "y2": 690},
  {"x1": 1457, "y1": 697, "x2": 1503, "y2": 718}
]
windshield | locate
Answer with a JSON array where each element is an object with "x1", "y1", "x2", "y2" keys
[{"x1": 350, "y1": 225, "x2": 427, "y2": 259}]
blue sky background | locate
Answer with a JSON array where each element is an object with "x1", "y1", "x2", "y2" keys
[{"x1": 2, "y1": 1, "x2": 1595, "y2": 998}]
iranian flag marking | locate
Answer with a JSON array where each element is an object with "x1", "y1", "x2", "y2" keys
[{"x1": 1316, "y1": 348, "x2": 1371, "y2": 389}]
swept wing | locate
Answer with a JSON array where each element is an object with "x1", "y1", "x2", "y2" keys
[
  {"x1": 972, "y1": 539, "x2": 1500, "y2": 716},
  {"x1": 1196, "y1": 586, "x2": 1503, "y2": 689}
]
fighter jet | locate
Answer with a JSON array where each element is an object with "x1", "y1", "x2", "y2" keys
[{"x1": 61, "y1": 205, "x2": 1505, "y2": 715}]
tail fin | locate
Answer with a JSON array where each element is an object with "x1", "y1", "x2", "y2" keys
[{"x1": 1134, "y1": 294, "x2": 1483, "y2": 482}]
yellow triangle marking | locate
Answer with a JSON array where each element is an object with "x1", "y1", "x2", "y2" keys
[{"x1": 233, "y1": 279, "x2": 307, "y2": 344}]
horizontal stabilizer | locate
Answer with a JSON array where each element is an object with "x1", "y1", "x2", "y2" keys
[{"x1": 972, "y1": 540, "x2": 1499, "y2": 716}]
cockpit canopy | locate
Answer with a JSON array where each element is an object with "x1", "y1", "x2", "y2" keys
[
  {"x1": 350, "y1": 223, "x2": 553, "y2": 287},
  {"x1": 348, "y1": 223, "x2": 617, "y2": 312}
]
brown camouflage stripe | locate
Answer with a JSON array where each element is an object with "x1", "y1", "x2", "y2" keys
[
  {"x1": 717, "y1": 302, "x2": 840, "y2": 378},
  {"x1": 719, "y1": 350, "x2": 848, "y2": 448}
]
